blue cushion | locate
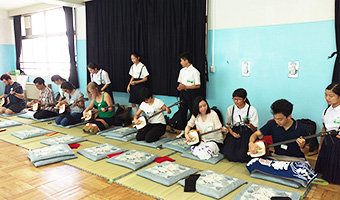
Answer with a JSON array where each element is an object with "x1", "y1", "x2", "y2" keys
[
  {"x1": 0, "y1": 120, "x2": 22, "y2": 128},
  {"x1": 181, "y1": 151, "x2": 224, "y2": 164},
  {"x1": 162, "y1": 138, "x2": 191, "y2": 152},
  {"x1": 107, "y1": 149, "x2": 157, "y2": 170},
  {"x1": 17, "y1": 111, "x2": 35, "y2": 119},
  {"x1": 250, "y1": 171, "x2": 301, "y2": 188},
  {"x1": 178, "y1": 170, "x2": 246, "y2": 199},
  {"x1": 77, "y1": 143, "x2": 125, "y2": 161},
  {"x1": 137, "y1": 161, "x2": 198, "y2": 186},
  {"x1": 52, "y1": 122, "x2": 87, "y2": 128},
  {"x1": 105, "y1": 133, "x2": 137, "y2": 142},
  {"x1": 233, "y1": 182, "x2": 301, "y2": 200},
  {"x1": 40, "y1": 134, "x2": 87, "y2": 145},
  {"x1": 28, "y1": 144, "x2": 76, "y2": 163},
  {"x1": 131, "y1": 136, "x2": 175, "y2": 148},
  {"x1": 28, "y1": 154, "x2": 77, "y2": 167},
  {"x1": 1, "y1": 110, "x2": 27, "y2": 117},
  {"x1": 99, "y1": 127, "x2": 138, "y2": 137},
  {"x1": 11, "y1": 128, "x2": 51, "y2": 139}
]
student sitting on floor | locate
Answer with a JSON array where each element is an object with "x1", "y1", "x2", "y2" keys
[
  {"x1": 82, "y1": 82, "x2": 115, "y2": 134},
  {"x1": 27, "y1": 77, "x2": 58, "y2": 119},
  {"x1": 55, "y1": 82, "x2": 85, "y2": 126},
  {"x1": 184, "y1": 96, "x2": 223, "y2": 160},
  {"x1": 248, "y1": 99, "x2": 310, "y2": 161},
  {"x1": 133, "y1": 87, "x2": 171, "y2": 143},
  {"x1": 0, "y1": 74, "x2": 26, "y2": 115},
  {"x1": 247, "y1": 99, "x2": 316, "y2": 186},
  {"x1": 220, "y1": 88, "x2": 259, "y2": 163}
]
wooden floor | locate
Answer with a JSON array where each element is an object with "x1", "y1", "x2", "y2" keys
[{"x1": 0, "y1": 139, "x2": 339, "y2": 200}]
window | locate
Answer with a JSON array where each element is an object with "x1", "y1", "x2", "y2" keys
[{"x1": 20, "y1": 8, "x2": 72, "y2": 78}]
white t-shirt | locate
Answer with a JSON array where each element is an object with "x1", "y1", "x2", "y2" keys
[
  {"x1": 129, "y1": 62, "x2": 149, "y2": 79},
  {"x1": 323, "y1": 105, "x2": 340, "y2": 131},
  {"x1": 65, "y1": 90, "x2": 85, "y2": 113},
  {"x1": 140, "y1": 98, "x2": 165, "y2": 124},
  {"x1": 187, "y1": 110, "x2": 223, "y2": 144},
  {"x1": 226, "y1": 104, "x2": 259, "y2": 128},
  {"x1": 177, "y1": 64, "x2": 201, "y2": 86},
  {"x1": 90, "y1": 69, "x2": 111, "y2": 85}
]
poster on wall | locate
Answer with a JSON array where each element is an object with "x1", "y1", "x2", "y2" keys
[
  {"x1": 242, "y1": 61, "x2": 250, "y2": 77},
  {"x1": 288, "y1": 61, "x2": 299, "y2": 78}
]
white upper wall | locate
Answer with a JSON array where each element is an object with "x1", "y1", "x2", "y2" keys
[
  {"x1": 0, "y1": 10, "x2": 14, "y2": 45},
  {"x1": 208, "y1": 0, "x2": 334, "y2": 30},
  {"x1": 75, "y1": 6, "x2": 86, "y2": 40}
]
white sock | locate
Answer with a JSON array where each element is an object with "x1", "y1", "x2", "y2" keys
[
  {"x1": 176, "y1": 130, "x2": 185, "y2": 138},
  {"x1": 132, "y1": 106, "x2": 138, "y2": 114}
]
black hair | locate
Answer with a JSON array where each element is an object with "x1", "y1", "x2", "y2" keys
[
  {"x1": 33, "y1": 77, "x2": 45, "y2": 85},
  {"x1": 271, "y1": 99, "x2": 293, "y2": 117},
  {"x1": 0, "y1": 74, "x2": 11, "y2": 81},
  {"x1": 326, "y1": 83, "x2": 340, "y2": 96},
  {"x1": 51, "y1": 75, "x2": 66, "y2": 82},
  {"x1": 87, "y1": 62, "x2": 101, "y2": 70},
  {"x1": 179, "y1": 52, "x2": 192, "y2": 64},
  {"x1": 61, "y1": 81, "x2": 75, "y2": 91},
  {"x1": 233, "y1": 88, "x2": 250, "y2": 105},
  {"x1": 192, "y1": 96, "x2": 211, "y2": 117},
  {"x1": 138, "y1": 87, "x2": 153, "y2": 102},
  {"x1": 131, "y1": 52, "x2": 140, "y2": 58}
]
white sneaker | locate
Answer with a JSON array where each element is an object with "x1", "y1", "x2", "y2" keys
[{"x1": 176, "y1": 130, "x2": 185, "y2": 139}]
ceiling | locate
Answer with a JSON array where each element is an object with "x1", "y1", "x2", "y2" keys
[{"x1": 0, "y1": 0, "x2": 86, "y2": 11}]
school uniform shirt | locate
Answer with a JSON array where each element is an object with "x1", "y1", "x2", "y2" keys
[
  {"x1": 64, "y1": 90, "x2": 85, "y2": 113},
  {"x1": 187, "y1": 110, "x2": 224, "y2": 144},
  {"x1": 139, "y1": 98, "x2": 165, "y2": 125},
  {"x1": 322, "y1": 105, "x2": 340, "y2": 131},
  {"x1": 177, "y1": 64, "x2": 201, "y2": 86},
  {"x1": 260, "y1": 119, "x2": 309, "y2": 158},
  {"x1": 90, "y1": 69, "x2": 111, "y2": 85},
  {"x1": 129, "y1": 62, "x2": 149, "y2": 79},
  {"x1": 226, "y1": 104, "x2": 259, "y2": 127}
]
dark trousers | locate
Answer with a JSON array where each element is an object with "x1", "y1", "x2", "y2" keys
[
  {"x1": 136, "y1": 123, "x2": 166, "y2": 143},
  {"x1": 179, "y1": 89, "x2": 200, "y2": 129},
  {"x1": 33, "y1": 110, "x2": 58, "y2": 119}
]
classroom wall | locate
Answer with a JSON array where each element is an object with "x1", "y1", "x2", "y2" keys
[
  {"x1": 207, "y1": 0, "x2": 336, "y2": 132},
  {"x1": 0, "y1": 10, "x2": 16, "y2": 95},
  {"x1": 0, "y1": 1, "x2": 337, "y2": 133}
]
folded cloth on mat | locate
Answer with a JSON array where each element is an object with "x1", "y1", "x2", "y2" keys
[
  {"x1": 181, "y1": 151, "x2": 224, "y2": 164},
  {"x1": 52, "y1": 122, "x2": 87, "y2": 128},
  {"x1": 155, "y1": 156, "x2": 175, "y2": 163},
  {"x1": 0, "y1": 120, "x2": 22, "y2": 128},
  {"x1": 2, "y1": 110, "x2": 27, "y2": 117},
  {"x1": 11, "y1": 128, "x2": 51, "y2": 139},
  {"x1": 246, "y1": 158, "x2": 317, "y2": 187},
  {"x1": 137, "y1": 161, "x2": 199, "y2": 186},
  {"x1": 105, "y1": 132, "x2": 137, "y2": 142},
  {"x1": 77, "y1": 143, "x2": 125, "y2": 161},
  {"x1": 68, "y1": 143, "x2": 81, "y2": 149},
  {"x1": 178, "y1": 170, "x2": 246, "y2": 199},
  {"x1": 107, "y1": 149, "x2": 158, "y2": 170},
  {"x1": 162, "y1": 138, "x2": 191, "y2": 153},
  {"x1": 28, "y1": 144, "x2": 77, "y2": 167},
  {"x1": 99, "y1": 126, "x2": 138, "y2": 136},
  {"x1": 40, "y1": 134, "x2": 87, "y2": 145},
  {"x1": 232, "y1": 182, "x2": 301, "y2": 200},
  {"x1": 131, "y1": 136, "x2": 175, "y2": 148},
  {"x1": 107, "y1": 151, "x2": 125, "y2": 158}
]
